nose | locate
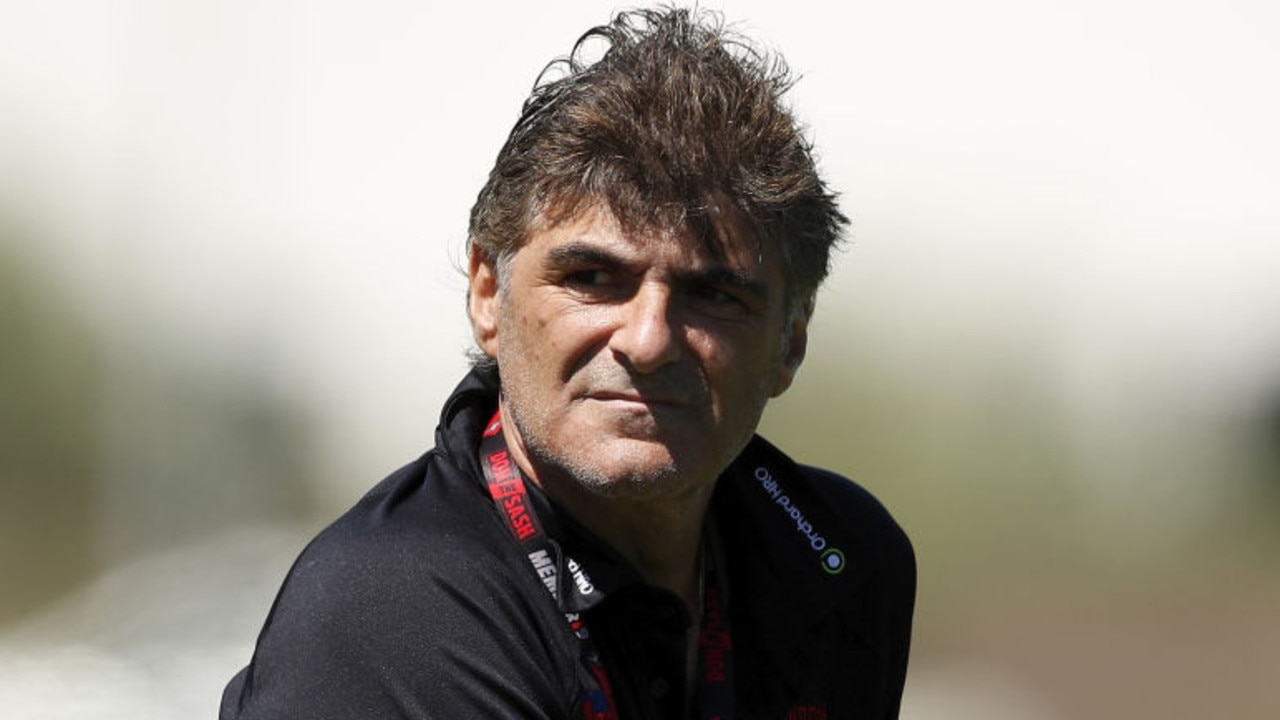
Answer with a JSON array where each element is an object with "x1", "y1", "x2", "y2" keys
[{"x1": 609, "y1": 282, "x2": 681, "y2": 374}]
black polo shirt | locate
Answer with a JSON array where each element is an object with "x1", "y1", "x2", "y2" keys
[{"x1": 221, "y1": 369, "x2": 915, "y2": 719}]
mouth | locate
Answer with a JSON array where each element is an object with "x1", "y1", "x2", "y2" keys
[{"x1": 585, "y1": 391, "x2": 689, "y2": 408}]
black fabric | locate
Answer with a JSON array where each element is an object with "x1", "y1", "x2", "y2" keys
[{"x1": 221, "y1": 368, "x2": 915, "y2": 719}]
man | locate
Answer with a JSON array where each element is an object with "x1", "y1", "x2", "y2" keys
[{"x1": 222, "y1": 7, "x2": 914, "y2": 719}]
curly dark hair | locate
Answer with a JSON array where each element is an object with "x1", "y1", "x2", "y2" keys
[{"x1": 467, "y1": 5, "x2": 848, "y2": 303}]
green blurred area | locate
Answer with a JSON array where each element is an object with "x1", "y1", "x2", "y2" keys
[
  {"x1": 1, "y1": 230, "x2": 314, "y2": 626},
  {"x1": 1, "y1": 220, "x2": 96, "y2": 623}
]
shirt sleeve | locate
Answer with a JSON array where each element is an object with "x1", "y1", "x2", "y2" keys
[
  {"x1": 876, "y1": 513, "x2": 916, "y2": 719},
  {"x1": 220, "y1": 520, "x2": 578, "y2": 720},
  {"x1": 805, "y1": 464, "x2": 917, "y2": 720}
]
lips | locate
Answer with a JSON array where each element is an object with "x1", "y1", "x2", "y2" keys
[
  {"x1": 585, "y1": 390, "x2": 688, "y2": 407},
  {"x1": 573, "y1": 363, "x2": 709, "y2": 408}
]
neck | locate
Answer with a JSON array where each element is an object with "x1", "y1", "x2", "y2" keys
[
  {"x1": 550, "y1": 478, "x2": 710, "y2": 611},
  {"x1": 497, "y1": 411, "x2": 711, "y2": 613}
]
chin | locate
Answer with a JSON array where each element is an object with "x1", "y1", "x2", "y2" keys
[
  {"x1": 545, "y1": 440, "x2": 691, "y2": 497},
  {"x1": 515, "y1": 408, "x2": 712, "y2": 497},
  {"x1": 582, "y1": 448, "x2": 681, "y2": 491}
]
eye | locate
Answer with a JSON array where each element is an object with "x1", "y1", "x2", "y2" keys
[
  {"x1": 564, "y1": 269, "x2": 613, "y2": 288},
  {"x1": 560, "y1": 269, "x2": 631, "y2": 302},
  {"x1": 688, "y1": 283, "x2": 750, "y2": 319},
  {"x1": 695, "y1": 286, "x2": 736, "y2": 304}
]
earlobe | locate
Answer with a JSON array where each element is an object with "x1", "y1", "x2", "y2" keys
[
  {"x1": 468, "y1": 248, "x2": 501, "y2": 360},
  {"x1": 770, "y1": 299, "x2": 812, "y2": 398}
]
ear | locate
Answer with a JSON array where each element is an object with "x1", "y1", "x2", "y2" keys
[
  {"x1": 770, "y1": 298, "x2": 813, "y2": 398},
  {"x1": 468, "y1": 247, "x2": 501, "y2": 361}
]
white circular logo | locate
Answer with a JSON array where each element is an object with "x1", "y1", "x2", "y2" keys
[{"x1": 820, "y1": 548, "x2": 846, "y2": 575}]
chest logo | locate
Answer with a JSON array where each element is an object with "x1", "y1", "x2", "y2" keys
[{"x1": 753, "y1": 466, "x2": 845, "y2": 575}]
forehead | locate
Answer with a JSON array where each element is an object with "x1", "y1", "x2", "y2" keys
[{"x1": 521, "y1": 201, "x2": 774, "y2": 274}]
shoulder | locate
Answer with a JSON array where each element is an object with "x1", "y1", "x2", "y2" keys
[
  {"x1": 731, "y1": 437, "x2": 914, "y2": 572},
  {"x1": 274, "y1": 450, "x2": 566, "y2": 646},
  {"x1": 223, "y1": 452, "x2": 576, "y2": 719},
  {"x1": 296, "y1": 452, "x2": 507, "y2": 582},
  {"x1": 796, "y1": 463, "x2": 915, "y2": 575},
  {"x1": 721, "y1": 440, "x2": 917, "y2": 716}
]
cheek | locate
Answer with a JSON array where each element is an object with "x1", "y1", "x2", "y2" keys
[
  {"x1": 499, "y1": 310, "x2": 544, "y2": 377},
  {"x1": 505, "y1": 310, "x2": 589, "y2": 385},
  {"x1": 699, "y1": 333, "x2": 784, "y2": 406},
  {"x1": 689, "y1": 327, "x2": 772, "y2": 376},
  {"x1": 549, "y1": 305, "x2": 618, "y2": 365}
]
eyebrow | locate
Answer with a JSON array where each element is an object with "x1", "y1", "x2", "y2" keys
[
  {"x1": 544, "y1": 239, "x2": 771, "y2": 300},
  {"x1": 544, "y1": 241, "x2": 627, "y2": 270}
]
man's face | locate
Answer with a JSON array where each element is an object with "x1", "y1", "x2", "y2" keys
[{"x1": 469, "y1": 203, "x2": 809, "y2": 500}]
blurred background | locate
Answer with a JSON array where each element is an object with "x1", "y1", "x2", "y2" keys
[{"x1": 2, "y1": 1, "x2": 1277, "y2": 718}]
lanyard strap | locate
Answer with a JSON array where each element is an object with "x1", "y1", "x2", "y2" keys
[
  {"x1": 479, "y1": 411, "x2": 734, "y2": 720},
  {"x1": 479, "y1": 413, "x2": 619, "y2": 719},
  {"x1": 698, "y1": 578, "x2": 734, "y2": 720}
]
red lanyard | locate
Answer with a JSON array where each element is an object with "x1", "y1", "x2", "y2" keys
[
  {"x1": 479, "y1": 411, "x2": 735, "y2": 720},
  {"x1": 698, "y1": 579, "x2": 734, "y2": 720}
]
